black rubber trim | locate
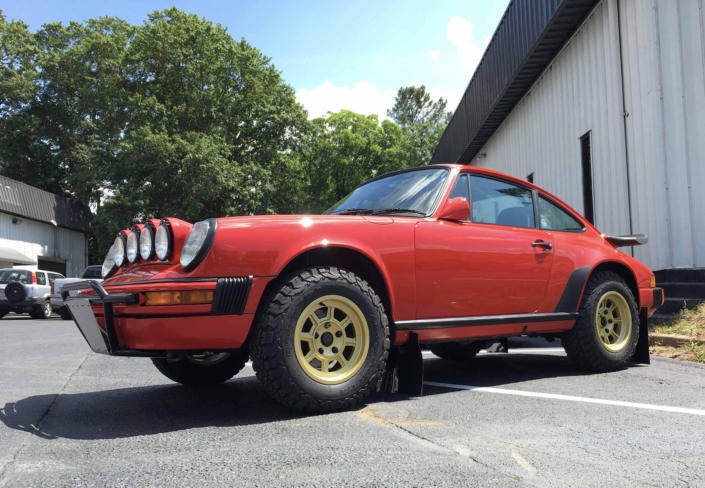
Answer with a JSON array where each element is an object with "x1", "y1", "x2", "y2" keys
[
  {"x1": 181, "y1": 218, "x2": 217, "y2": 272},
  {"x1": 211, "y1": 276, "x2": 252, "y2": 315},
  {"x1": 652, "y1": 287, "x2": 664, "y2": 308},
  {"x1": 395, "y1": 312, "x2": 579, "y2": 330},
  {"x1": 553, "y1": 265, "x2": 591, "y2": 313}
]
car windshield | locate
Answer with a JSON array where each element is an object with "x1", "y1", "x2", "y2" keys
[
  {"x1": 82, "y1": 267, "x2": 102, "y2": 279},
  {"x1": 325, "y1": 168, "x2": 449, "y2": 216},
  {"x1": 0, "y1": 270, "x2": 31, "y2": 284}
]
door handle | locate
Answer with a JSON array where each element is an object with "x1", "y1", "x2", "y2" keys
[{"x1": 532, "y1": 240, "x2": 553, "y2": 250}]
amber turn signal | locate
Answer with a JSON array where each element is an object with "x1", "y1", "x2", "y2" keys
[
  {"x1": 144, "y1": 290, "x2": 213, "y2": 306},
  {"x1": 650, "y1": 275, "x2": 656, "y2": 288}
]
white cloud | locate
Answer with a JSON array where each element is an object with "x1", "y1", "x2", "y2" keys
[
  {"x1": 296, "y1": 81, "x2": 396, "y2": 120},
  {"x1": 446, "y1": 16, "x2": 485, "y2": 74},
  {"x1": 297, "y1": 80, "x2": 465, "y2": 122},
  {"x1": 483, "y1": 35, "x2": 492, "y2": 48},
  {"x1": 426, "y1": 49, "x2": 441, "y2": 62}
]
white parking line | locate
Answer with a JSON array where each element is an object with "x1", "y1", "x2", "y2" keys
[{"x1": 423, "y1": 381, "x2": 705, "y2": 416}]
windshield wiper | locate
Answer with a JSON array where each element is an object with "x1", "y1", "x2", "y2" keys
[
  {"x1": 371, "y1": 208, "x2": 427, "y2": 216},
  {"x1": 332, "y1": 208, "x2": 375, "y2": 215}
]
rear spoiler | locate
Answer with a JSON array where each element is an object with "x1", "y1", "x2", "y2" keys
[{"x1": 603, "y1": 234, "x2": 648, "y2": 247}]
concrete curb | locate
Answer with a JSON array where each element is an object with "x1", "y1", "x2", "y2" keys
[{"x1": 649, "y1": 333, "x2": 705, "y2": 347}]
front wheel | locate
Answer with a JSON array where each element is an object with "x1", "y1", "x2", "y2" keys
[
  {"x1": 562, "y1": 272, "x2": 639, "y2": 372},
  {"x1": 152, "y1": 349, "x2": 249, "y2": 386},
  {"x1": 250, "y1": 267, "x2": 389, "y2": 414}
]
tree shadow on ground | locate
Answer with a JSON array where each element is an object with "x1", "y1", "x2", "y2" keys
[{"x1": 0, "y1": 352, "x2": 630, "y2": 442}]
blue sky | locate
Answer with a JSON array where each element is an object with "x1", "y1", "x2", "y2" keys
[{"x1": 3, "y1": 0, "x2": 510, "y2": 119}]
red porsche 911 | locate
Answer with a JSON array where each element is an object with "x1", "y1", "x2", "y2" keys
[{"x1": 63, "y1": 164, "x2": 664, "y2": 413}]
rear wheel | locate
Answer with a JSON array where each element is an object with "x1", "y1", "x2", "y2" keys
[
  {"x1": 152, "y1": 349, "x2": 249, "y2": 386},
  {"x1": 58, "y1": 307, "x2": 73, "y2": 320},
  {"x1": 429, "y1": 341, "x2": 484, "y2": 361},
  {"x1": 562, "y1": 272, "x2": 639, "y2": 372},
  {"x1": 250, "y1": 267, "x2": 389, "y2": 414},
  {"x1": 30, "y1": 300, "x2": 53, "y2": 320}
]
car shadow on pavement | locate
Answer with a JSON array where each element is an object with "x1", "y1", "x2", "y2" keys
[{"x1": 0, "y1": 353, "x2": 631, "y2": 441}]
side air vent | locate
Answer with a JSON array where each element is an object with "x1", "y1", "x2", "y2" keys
[{"x1": 211, "y1": 277, "x2": 252, "y2": 315}]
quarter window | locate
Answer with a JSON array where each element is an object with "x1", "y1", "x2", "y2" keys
[
  {"x1": 449, "y1": 174, "x2": 470, "y2": 202},
  {"x1": 539, "y1": 196, "x2": 585, "y2": 231},
  {"x1": 470, "y1": 175, "x2": 535, "y2": 229}
]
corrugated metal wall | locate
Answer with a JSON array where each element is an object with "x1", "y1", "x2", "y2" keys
[
  {"x1": 620, "y1": 0, "x2": 705, "y2": 269},
  {"x1": 0, "y1": 212, "x2": 87, "y2": 277},
  {"x1": 472, "y1": 0, "x2": 632, "y2": 240},
  {"x1": 471, "y1": 0, "x2": 705, "y2": 270}
]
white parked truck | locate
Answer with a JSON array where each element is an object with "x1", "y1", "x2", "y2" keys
[{"x1": 51, "y1": 266, "x2": 103, "y2": 320}]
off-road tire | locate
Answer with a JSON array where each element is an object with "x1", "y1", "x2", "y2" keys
[
  {"x1": 58, "y1": 307, "x2": 73, "y2": 320},
  {"x1": 151, "y1": 348, "x2": 249, "y2": 386},
  {"x1": 250, "y1": 267, "x2": 390, "y2": 414},
  {"x1": 30, "y1": 300, "x2": 52, "y2": 320},
  {"x1": 562, "y1": 272, "x2": 639, "y2": 372},
  {"x1": 429, "y1": 341, "x2": 484, "y2": 360}
]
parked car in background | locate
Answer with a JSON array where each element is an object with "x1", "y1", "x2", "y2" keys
[
  {"x1": 51, "y1": 265, "x2": 103, "y2": 320},
  {"x1": 0, "y1": 269, "x2": 61, "y2": 319}
]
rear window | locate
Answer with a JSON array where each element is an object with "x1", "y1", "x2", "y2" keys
[
  {"x1": 0, "y1": 270, "x2": 31, "y2": 284},
  {"x1": 82, "y1": 267, "x2": 102, "y2": 279}
]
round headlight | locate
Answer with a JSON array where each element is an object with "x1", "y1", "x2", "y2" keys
[
  {"x1": 126, "y1": 229, "x2": 139, "y2": 263},
  {"x1": 101, "y1": 244, "x2": 117, "y2": 278},
  {"x1": 155, "y1": 223, "x2": 171, "y2": 261},
  {"x1": 114, "y1": 235, "x2": 126, "y2": 267},
  {"x1": 140, "y1": 225, "x2": 154, "y2": 261},
  {"x1": 180, "y1": 219, "x2": 217, "y2": 271}
]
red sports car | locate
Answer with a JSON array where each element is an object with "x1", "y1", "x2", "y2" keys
[{"x1": 63, "y1": 164, "x2": 664, "y2": 413}]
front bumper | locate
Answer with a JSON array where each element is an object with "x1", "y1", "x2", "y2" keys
[{"x1": 61, "y1": 278, "x2": 261, "y2": 356}]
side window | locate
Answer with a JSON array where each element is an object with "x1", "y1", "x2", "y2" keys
[
  {"x1": 48, "y1": 273, "x2": 61, "y2": 285},
  {"x1": 449, "y1": 174, "x2": 470, "y2": 201},
  {"x1": 539, "y1": 196, "x2": 585, "y2": 231},
  {"x1": 469, "y1": 175, "x2": 535, "y2": 229},
  {"x1": 36, "y1": 272, "x2": 47, "y2": 286}
]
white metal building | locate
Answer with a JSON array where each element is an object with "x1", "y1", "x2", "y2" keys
[
  {"x1": 433, "y1": 0, "x2": 705, "y2": 272},
  {"x1": 0, "y1": 175, "x2": 92, "y2": 277}
]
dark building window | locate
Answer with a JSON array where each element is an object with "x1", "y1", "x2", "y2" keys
[
  {"x1": 580, "y1": 132, "x2": 595, "y2": 225},
  {"x1": 526, "y1": 173, "x2": 534, "y2": 183}
]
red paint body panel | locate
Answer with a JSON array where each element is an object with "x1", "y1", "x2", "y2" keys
[{"x1": 95, "y1": 164, "x2": 659, "y2": 351}]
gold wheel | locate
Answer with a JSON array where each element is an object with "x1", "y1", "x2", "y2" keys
[
  {"x1": 595, "y1": 291, "x2": 632, "y2": 353},
  {"x1": 294, "y1": 295, "x2": 370, "y2": 385}
]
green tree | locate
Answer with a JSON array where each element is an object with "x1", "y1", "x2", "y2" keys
[
  {"x1": 302, "y1": 110, "x2": 404, "y2": 212},
  {"x1": 387, "y1": 85, "x2": 451, "y2": 166}
]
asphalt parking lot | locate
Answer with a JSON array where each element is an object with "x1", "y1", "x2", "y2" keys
[{"x1": 1, "y1": 317, "x2": 704, "y2": 487}]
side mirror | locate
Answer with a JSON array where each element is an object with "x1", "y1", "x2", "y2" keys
[{"x1": 438, "y1": 197, "x2": 470, "y2": 222}]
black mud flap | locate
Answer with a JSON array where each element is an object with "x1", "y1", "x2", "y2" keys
[
  {"x1": 380, "y1": 332, "x2": 424, "y2": 396},
  {"x1": 631, "y1": 309, "x2": 650, "y2": 365}
]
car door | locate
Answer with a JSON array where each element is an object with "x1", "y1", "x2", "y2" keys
[{"x1": 415, "y1": 173, "x2": 555, "y2": 318}]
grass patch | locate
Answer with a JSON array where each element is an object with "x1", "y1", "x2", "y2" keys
[
  {"x1": 652, "y1": 302, "x2": 705, "y2": 340},
  {"x1": 650, "y1": 302, "x2": 705, "y2": 364}
]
